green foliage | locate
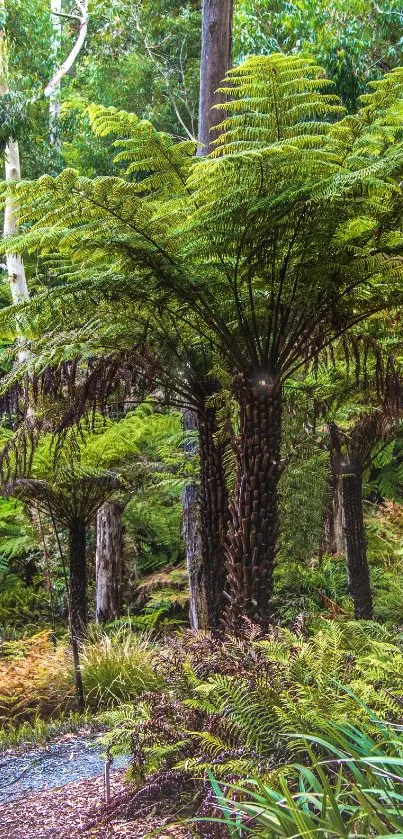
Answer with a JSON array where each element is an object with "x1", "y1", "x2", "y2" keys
[
  {"x1": 369, "y1": 431, "x2": 403, "y2": 501},
  {"x1": 0, "y1": 709, "x2": 91, "y2": 751},
  {"x1": 279, "y1": 421, "x2": 329, "y2": 566},
  {"x1": 0, "y1": 574, "x2": 52, "y2": 636},
  {"x1": 80, "y1": 628, "x2": 164, "y2": 709},
  {"x1": 212, "y1": 709, "x2": 403, "y2": 838},
  {"x1": 9, "y1": 53, "x2": 403, "y2": 393},
  {"x1": 98, "y1": 624, "x2": 403, "y2": 785},
  {"x1": 234, "y1": 0, "x2": 403, "y2": 112},
  {"x1": 131, "y1": 564, "x2": 189, "y2": 630},
  {"x1": 0, "y1": 496, "x2": 37, "y2": 566},
  {"x1": 124, "y1": 496, "x2": 182, "y2": 574}
]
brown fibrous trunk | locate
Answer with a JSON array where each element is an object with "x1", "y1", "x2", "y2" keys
[
  {"x1": 341, "y1": 464, "x2": 373, "y2": 620},
  {"x1": 198, "y1": 400, "x2": 229, "y2": 629},
  {"x1": 223, "y1": 375, "x2": 282, "y2": 632}
]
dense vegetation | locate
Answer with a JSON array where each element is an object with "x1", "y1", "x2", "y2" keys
[{"x1": 3, "y1": 1, "x2": 403, "y2": 837}]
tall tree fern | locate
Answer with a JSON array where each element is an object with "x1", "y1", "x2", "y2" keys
[{"x1": 4, "y1": 55, "x2": 403, "y2": 628}]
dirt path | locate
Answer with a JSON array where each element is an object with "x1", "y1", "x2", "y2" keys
[
  {"x1": 0, "y1": 771, "x2": 190, "y2": 839},
  {"x1": 0, "y1": 734, "x2": 128, "y2": 805}
]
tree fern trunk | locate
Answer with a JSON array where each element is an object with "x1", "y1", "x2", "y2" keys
[
  {"x1": 95, "y1": 501, "x2": 123, "y2": 624},
  {"x1": 341, "y1": 464, "x2": 373, "y2": 619},
  {"x1": 224, "y1": 376, "x2": 282, "y2": 631},
  {"x1": 198, "y1": 400, "x2": 229, "y2": 629},
  {"x1": 69, "y1": 520, "x2": 87, "y2": 640}
]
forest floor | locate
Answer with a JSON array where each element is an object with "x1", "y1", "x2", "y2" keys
[{"x1": 0, "y1": 770, "x2": 191, "y2": 838}]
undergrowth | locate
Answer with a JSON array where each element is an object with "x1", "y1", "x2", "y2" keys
[
  {"x1": 89, "y1": 621, "x2": 403, "y2": 835},
  {"x1": 80, "y1": 629, "x2": 163, "y2": 709},
  {"x1": 0, "y1": 710, "x2": 94, "y2": 751},
  {"x1": 0, "y1": 631, "x2": 75, "y2": 723}
]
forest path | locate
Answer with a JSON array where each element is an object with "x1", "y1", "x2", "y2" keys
[
  {"x1": 0, "y1": 769, "x2": 190, "y2": 838},
  {"x1": 0, "y1": 734, "x2": 128, "y2": 805}
]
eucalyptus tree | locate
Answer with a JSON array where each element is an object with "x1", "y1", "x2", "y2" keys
[
  {"x1": 5, "y1": 56, "x2": 403, "y2": 630},
  {"x1": 234, "y1": 0, "x2": 403, "y2": 111},
  {"x1": 198, "y1": 0, "x2": 233, "y2": 154}
]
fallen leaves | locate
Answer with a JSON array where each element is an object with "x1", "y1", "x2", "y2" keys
[{"x1": 0, "y1": 770, "x2": 191, "y2": 838}]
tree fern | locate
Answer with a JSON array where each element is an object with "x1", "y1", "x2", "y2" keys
[{"x1": 4, "y1": 54, "x2": 403, "y2": 626}]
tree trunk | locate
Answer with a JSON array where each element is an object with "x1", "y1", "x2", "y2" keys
[
  {"x1": 0, "y1": 8, "x2": 29, "y2": 308},
  {"x1": 198, "y1": 0, "x2": 234, "y2": 155},
  {"x1": 3, "y1": 139, "x2": 29, "y2": 305},
  {"x1": 69, "y1": 520, "x2": 87, "y2": 640},
  {"x1": 95, "y1": 501, "x2": 123, "y2": 624},
  {"x1": 323, "y1": 455, "x2": 344, "y2": 554},
  {"x1": 49, "y1": 0, "x2": 62, "y2": 149},
  {"x1": 198, "y1": 399, "x2": 229, "y2": 629},
  {"x1": 224, "y1": 376, "x2": 282, "y2": 631},
  {"x1": 341, "y1": 464, "x2": 373, "y2": 619},
  {"x1": 183, "y1": 407, "x2": 209, "y2": 629}
]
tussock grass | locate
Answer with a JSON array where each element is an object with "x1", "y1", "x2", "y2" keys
[{"x1": 80, "y1": 629, "x2": 163, "y2": 709}]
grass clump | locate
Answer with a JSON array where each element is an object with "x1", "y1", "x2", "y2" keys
[{"x1": 80, "y1": 629, "x2": 164, "y2": 709}]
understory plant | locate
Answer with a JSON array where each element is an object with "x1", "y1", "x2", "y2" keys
[
  {"x1": 100, "y1": 622, "x2": 403, "y2": 777},
  {"x1": 87, "y1": 622, "x2": 403, "y2": 836},
  {"x1": 0, "y1": 630, "x2": 75, "y2": 722},
  {"x1": 209, "y1": 711, "x2": 403, "y2": 838},
  {"x1": 80, "y1": 628, "x2": 163, "y2": 709}
]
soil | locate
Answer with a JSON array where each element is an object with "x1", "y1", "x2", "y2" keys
[
  {"x1": 0, "y1": 771, "x2": 191, "y2": 838},
  {"x1": 0, "y1": 735, "x2": 191, "y2": 838}
]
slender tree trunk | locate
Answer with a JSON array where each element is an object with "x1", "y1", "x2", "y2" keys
[
  {"x1": 224, "y1": 376, "x2": 282, "y2": 631},
  {"x1": 183, "y1": 0, "x2": 233, "y2": 626},
  {"x1": 49, "y1": 0, "x2": 62, "y2": 150},
  {"x1": 198, "y1": 399, "x2": 229, "y2": 629},
  {"x1": 95, "y1": 501, "x2": 123, "y2": 624},
  {"x1": 323, "y1": 454, "x2": 344, "y2": 554},
  {"x1": 0, "y1": 11, "x2": 29, "y2": 308},
  {"x1": 341, "y1": 463, "x2": 373, "y2": 619},
  {"x1": 183, "y1": 407, "x2": 209, "y2": 629},
  {"x1": 69, "y1": 520, "x2": 87, "y2": 640},
  {"x1": 198, "y1": 0, "x2": 234, "y2": 155},
  {"x1": 3, "y1": 139, "x2": 29, "y2": 304}
]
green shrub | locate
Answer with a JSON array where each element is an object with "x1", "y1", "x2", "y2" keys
[
  {"x1": 103, "y1": 623, "x2": 403, "y2": 783},
  {"x1": 0, "y1": 575, "x2": 54, "y2": 636},
  {"x1": 0, "y1": 710, "x2": 91, "y2": 750},
  {"x1": 80, "y1": 629, "x2": 164, "y2": 709}
]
